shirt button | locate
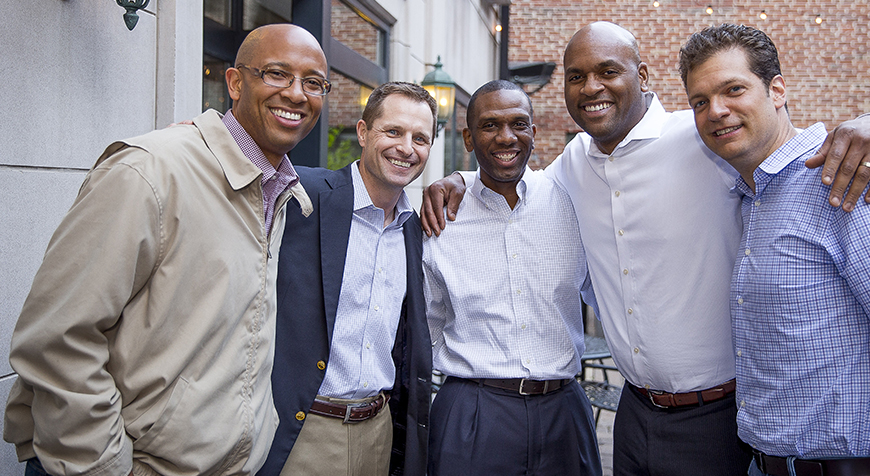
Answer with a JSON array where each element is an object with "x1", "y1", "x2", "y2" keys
[
  {"x1": 618, "y1": 229, "x2": 625, "y2": 236},
  {"x1": 627, "y1": 308, "x2": 633, "y2": 314},
  {"x1": 296, "y1": 411, "x2": 306, "y2": 421},
  {"x1": 374, "y1": 305, "x2": 380, "y2": 311},
  {"x1": 526, "y1": 359, "x2": 531, "y2": 364},
  {"x1": 745, "y1": 248, "x2": 751, "y2": 256},
  {"x1": 737, "y1": 350, "x2": 742, "y2": 357},
  {"x1": 608, "y1": 156, "x2": 615, "y2": 162},
  {"x1": 516, "y1": 289, "x2": 522, "y2": 295},
  {"x1": 363, "y1": 382, "x2": 369, "y2": 388},
  {"x1": 738, "y1": 297, "x2": 744, "y2": 304},
  {"x1": 754, "y1": 200, "x2": 761, "y2": 207},
  {"x1": 366, "y1": 342, "x2": 371, "y2": 349},
  {"x1": 633, "y1": 347, "x2": 639, "y2": 354},
  {"x1": 615, "y1": 191, "x2": 621, "y2": 197},
  {"x1": 644, "y1": 384, "x2": 650, "y2": 389},
  {"x1": 740, "y1": 400, "x2": 745, "y2": 408},
  {"x1": 317, "y1": 360, "x2": 326, "y2": 370},
  {"x1": 623, "y1": 269, "x2": 629, "y2": 275},
  {"x1": 521, "y1": 324, "x2": 527, "y2": 330},
  {"x1": 512, "y1": 253, "x2": 518, "y2": 259}
]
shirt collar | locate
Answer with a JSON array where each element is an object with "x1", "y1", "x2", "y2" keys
[
  {"x1": 350, "y1": 161, "x2": 413, "y2": 227},
  {"x1": 735, "y1": 122, "x2": 827, "y2": 196},
  {"x1": 470, "y1": 167, "x2": 529, "y2": 206},
  {"x1": 222, "y1": 109, "x2": 299, "y2": 187},
  {"x1": 587, "y1": 92, "x2": 664, "y2": 157}
]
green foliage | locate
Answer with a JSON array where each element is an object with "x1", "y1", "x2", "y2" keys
[{"x1": 327, "y1": 126, "x2": 361, "y2": 170}]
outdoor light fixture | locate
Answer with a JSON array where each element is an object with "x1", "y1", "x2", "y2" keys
[
  {"x1": 116, "y1": 0, "x2": 150, "y2": 30},
  {"x1": 421, "y1": 56, "x2": 456, "y2": 136},
  {"x1": 759, "y1": 10, "x2": 768, "y2": 20},
  {"x1": 652, "y1": 0, "x2": 660, "y2": 7},
  {"x1": 706, "y1": 5, "x2": 714, "y2": 15},
  {"x1": 815, "y1": 14, "x2": 823, "y2": 24}
]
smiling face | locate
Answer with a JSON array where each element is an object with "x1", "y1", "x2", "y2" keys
[
  {"x1": 356, "y1": 94, "x2": 433, "y2": 208},
  {"x1": 563, "y1": 23, "x2": 649, "y2": 154},
  {"x1": 464, "y1": 88, "x2": 536, "y2": 199},
  {"x1": 686, "y1": 47, "x2": 791, "y2": 182},
  {"x1": 226, "y1": 24, "x2": 328, "y2": 167}
]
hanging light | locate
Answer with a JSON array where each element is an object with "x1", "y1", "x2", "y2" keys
[
  {"x1": 815, "y1": 14, "x2": 823, "y2": 24},
  {"x1": 653, "y1": 0, "x2": 660, "y2": 7},
  {"x1": 759, "y1": 10, "x2": 768, "y2": 20},
  {"x1": 705, "y1": 5, "x2": 714, "y2": 15}
]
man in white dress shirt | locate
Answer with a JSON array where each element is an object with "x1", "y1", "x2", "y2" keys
[{"x1": 423, "y1": 80, "x2": 601, "y2": 476}]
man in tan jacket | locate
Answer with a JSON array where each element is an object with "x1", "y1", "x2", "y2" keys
[{"x1": 4, "y1": 24, "x2": 326, "y2": 476}]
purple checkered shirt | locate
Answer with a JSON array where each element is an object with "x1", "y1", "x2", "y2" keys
[{"x1": 222, "y1": 109, "x2": 299, "y2": 234}]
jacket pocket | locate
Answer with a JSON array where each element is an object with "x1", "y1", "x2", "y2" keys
[{"x1": 131, "y1": 376, "x2": 190, "y2": 451}]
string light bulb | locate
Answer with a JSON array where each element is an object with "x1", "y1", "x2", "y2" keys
[
  {"x1": 706, "y1": 5, "x2": 713, "y2": 15},
  {"x1": 653, "y1": 0, "x2": 660, "y2": 7},
  {"x1": 815, "y1": 14, "x2": 823, "y2": 24},
  {"x1": 759, "y1": 10, "x2": 767, "y2": 20},
  {"x1": 495, "y1": 23, "x2": 502, "y2": 32}
]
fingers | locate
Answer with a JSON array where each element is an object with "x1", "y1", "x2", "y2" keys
[
  {"x1": 813, "y1": 117, "x2": 870, "y2": 211},
  {"x1": 840, "y1": 150, "x2": 870, "y2": 212},
  {"x1": 421, "y1": 184, "x2": 447, "y2": 237}
]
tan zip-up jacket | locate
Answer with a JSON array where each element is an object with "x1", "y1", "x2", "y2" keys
[{"x1": 5, "y1": 110, "x2": 308, "y2": 475}]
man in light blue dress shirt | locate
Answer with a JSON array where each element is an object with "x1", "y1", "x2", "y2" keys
[
  {"x1": 680, "y1": 24, "x2": 870, "y2": 476},
  {"x1": 423, "y1": 80, "x2": 602, "y2": 476}
]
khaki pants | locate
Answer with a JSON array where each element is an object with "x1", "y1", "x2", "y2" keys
[{"x1": 281, "y1": 394, "x2": 393, "y2": 476}]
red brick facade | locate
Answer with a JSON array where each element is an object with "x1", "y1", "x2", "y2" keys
[{"x1": 509, "y1": 0, "x2": 870, "y2": 168}]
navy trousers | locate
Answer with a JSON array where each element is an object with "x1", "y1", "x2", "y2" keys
[
  {"x1": 613, "y1": 382, "x2": 752, "y2": 476},
  {"x1": 428, "y1": 376, "x2": 602, "y2": 476}
]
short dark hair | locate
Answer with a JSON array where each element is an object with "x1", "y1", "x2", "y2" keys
[
  {"x1": 679, "y1": 24, "x2": 782, "y2": 90},
  {"x1": 467, "y1": 80, "x2": 533, "y2": 127},
  {"x1": 362, "y1": 81, "x2": 438, "y2": 143}
]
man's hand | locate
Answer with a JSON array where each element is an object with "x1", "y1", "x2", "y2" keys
[
  {"x1": 421, "y1": 172, "x2": 467, "y2": 237},
  {"x1": 805, "y1": 114, "x2": 870, "y2": 211}
]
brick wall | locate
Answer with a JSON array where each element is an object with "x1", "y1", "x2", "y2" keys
[{"x1": 509, "y1": 0, "x2": 870, "y2": 168}]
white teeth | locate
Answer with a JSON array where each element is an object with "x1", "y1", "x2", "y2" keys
[
  {"x1": 271, "y1": 108, "x2": 301, "y2": 121},
  {"x1": 584, "y1": 103, "x2": 612, "y2": 112},
  {"x1": 389, "y1": 158, "x2": 411, "y2": 168},
  {"x1": 715, "y1": 126, "x2": 741, "y2": 136},
  {"x1": 494, "y1": 152, "x2": 517, "y2": 162}
]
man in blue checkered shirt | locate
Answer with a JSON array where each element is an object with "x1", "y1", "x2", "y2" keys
[{"x1": 680, "y1": 24, "x2": 870, "y2": 476}]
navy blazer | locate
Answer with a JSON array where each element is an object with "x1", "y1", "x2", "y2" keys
[{"x1": 259, "y1": 164, "x2": 431, "y2": 476}]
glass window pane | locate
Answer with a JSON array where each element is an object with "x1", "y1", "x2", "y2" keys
[
  {"x1": 243, "y1": 0, "x2": 292, "y2": 31},
  {"x1": 331, "y1": 0, "x2": 384, "y2": 66},
  {"x1": 203, "y1": 55, "x2": 231, "y2": 113},
  {"x1": 327, "y1": 69, "x2": 365, "y2": 170},
  {"x1": 204, "y1": 0, "x2": 232, "y2": 27}
]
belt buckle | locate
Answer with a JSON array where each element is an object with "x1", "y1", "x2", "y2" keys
[
  {"x1": 518, "y1": 378, "x2": 533, "y2": 395},
  {"x1": 343, "y1": 401, "x2": 366, "y2": 424},
  {"x1": 647, "y1": 389, "x2": 669, "y2": 409}
]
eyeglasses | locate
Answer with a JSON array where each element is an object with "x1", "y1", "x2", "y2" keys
[{"x1": 236, "y1": 65, "x2": 332, "y2": 96}]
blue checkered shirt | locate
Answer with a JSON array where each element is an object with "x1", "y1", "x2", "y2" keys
[{"x1": 731, "y1": 122, "x2": 870, "y2": 458}]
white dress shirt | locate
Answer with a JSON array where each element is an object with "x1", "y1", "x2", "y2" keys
[
  {"x1": 318, "y1": 162, "x2": 412, "y2": 399},
  {"x1": 423, "y1": 168, "x2": 594, "y2": 380},
  {"x1": 544, "y1": 93, "x2": 743, "y2": 393}
]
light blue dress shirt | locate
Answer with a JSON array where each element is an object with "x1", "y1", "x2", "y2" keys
[
  {"x1": 423, "y1": 168, "x2": 594, "y2": 380},
  {"x1": 731, "y1": 123, "x2": 870, "y2": 458},
  {"x1": 318, "y1": 161, "x2": 412, "y2": 399}
]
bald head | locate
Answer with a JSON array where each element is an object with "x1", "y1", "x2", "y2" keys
[
  {"x1": 235, "y1": 24, "x2": 326, "y2": 68},
  {"x1": 566, "y1": 21, "x2": 641, "y2": 65}
]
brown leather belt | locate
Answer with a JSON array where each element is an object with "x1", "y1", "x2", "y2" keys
[
  {"x1": 309, "y1": 393, "x2": 390, "y2": 423},
  {"x1": 632, "y1": 379, "x2": 736, "y2": 408},
  {"x1": 754, "y1": 450, "x2": 870, "y2": 476},
  {"x1": 466, "y1": 378, "x2": 573, "y2": 395}
]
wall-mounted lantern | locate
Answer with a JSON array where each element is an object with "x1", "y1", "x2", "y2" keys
[
  {"x1": 116, "y1": 0, "x2": 150, "y2": 31},
  {"x1": 421, "y1": 56, "x2": 456, "y2": 137}
]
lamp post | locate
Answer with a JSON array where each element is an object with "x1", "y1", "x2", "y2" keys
[
  {"x1": 116, "y1": 0, "x2": 150, "y2": 31},
  {"x1": 421, "y1": 56, "x2": 456, "y2": 137}
]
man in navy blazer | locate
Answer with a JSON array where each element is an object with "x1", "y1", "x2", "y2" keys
[{"x1": 260, "y1": 82, "x2": 436, "y2": 476}]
